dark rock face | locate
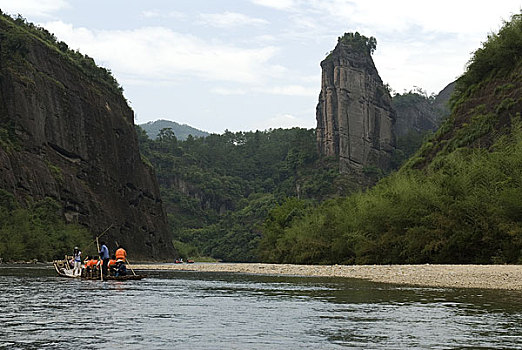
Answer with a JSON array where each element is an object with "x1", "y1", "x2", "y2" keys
[
  {"x1": 393, "y1": 82, "x2": 455, "y2": 137},
  {"x1": 316, "y1": 38, "x2": 395, "y2": 173},
  {"x1": 393, "y1": 95, "x2": 439, "y2": 137},
  {"x1": 432, "y1": 82, "x2": 455, "y2": 119},
  {"x1": 0, "y1": 19, "x2": 174, "y2": 260}
]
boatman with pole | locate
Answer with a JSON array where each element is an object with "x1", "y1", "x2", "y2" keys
[{"x1": 99, "y1": 241, "x2": 110, "y2": 276}]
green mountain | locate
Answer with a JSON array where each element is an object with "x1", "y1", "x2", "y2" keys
[
  {"x1": 258, "y1": 12, "x2": 522, "y2": 265},
  {"x1": 140, "y1": 119, "x2": 209, "y2": 140}
]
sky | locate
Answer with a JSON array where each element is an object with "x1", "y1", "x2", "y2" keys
[{"x1": 0, "y1": 1, "x2": 520, "y2": 133}]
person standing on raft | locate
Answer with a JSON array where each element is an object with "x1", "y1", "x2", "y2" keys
[
  {"x1": 99, "y1": 241, "x2": 110, "y2": 275},
  {"x1": 72, "y1": 247, "x2": 82, "y2": 276}
]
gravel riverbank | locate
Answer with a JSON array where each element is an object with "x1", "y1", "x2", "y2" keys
[{"x1": 132, "y1": 263, "x2": 522, "y2": 290}]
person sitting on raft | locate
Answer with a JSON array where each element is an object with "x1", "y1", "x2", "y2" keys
[
  {"x1": 83, "y1": 256, "x2": 99, "y2": 277},
  {"x1": 108, "y1": 255, "x2": 117, "y2": 275},
  {"x1": 115, "y1": 245, "x2": 127, "y2": 262},
  {"x1": 115, "y1": 259, "x2": 127, "y2": 277}
]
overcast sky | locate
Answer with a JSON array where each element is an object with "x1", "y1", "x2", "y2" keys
[{"x1": 1, "y1": 1, "x2": 520, "y2": 133}]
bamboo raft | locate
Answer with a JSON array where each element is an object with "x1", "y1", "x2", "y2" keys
[{"x1": 53, "y1": 257, "x2": 146, "y2": 281}]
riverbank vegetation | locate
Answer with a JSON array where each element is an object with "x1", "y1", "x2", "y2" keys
[
  {"x1": 259, "y1": 126, "x2": 522, "y2": 264},
  {"x1": 0, "y1": 190, "x2": 93, "y2": 262}
]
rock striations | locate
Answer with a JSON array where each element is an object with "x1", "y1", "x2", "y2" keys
[
  {"x1": 0, "y1": 14, "x2": 174, "y2": 260},
  {"x1": 316, "y1": 33, "x2": 395, "y2": 173}
]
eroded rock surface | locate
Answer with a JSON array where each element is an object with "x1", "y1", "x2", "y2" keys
[
  {"x1": 0, "y1": 16, "x2": 174, "y2": 260},
  {"x1": 316, "y1": 36, "x2": 396, "y2": 172}
]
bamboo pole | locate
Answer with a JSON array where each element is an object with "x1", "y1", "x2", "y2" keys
[
  {"x1": 125, "y1": 258, "x2": 137, "y2": 276},
  {"x1": 96, "y1": 237, "x2": 103, "y2": 282}
]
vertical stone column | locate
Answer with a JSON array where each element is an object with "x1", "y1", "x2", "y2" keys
[{"x1": 316, "y1": 38, "x2": 395, "y2": 173}]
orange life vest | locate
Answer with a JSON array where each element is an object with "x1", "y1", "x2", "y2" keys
[
  {"x1": 108, "y1": 259, "x2": 117, "y2": 267},
  {"x1": 115, "y1": 248, "x2": 127, "y2": 261},
  {"x1": 86, "y1": 259, "x2": 99, "y2": 268}
]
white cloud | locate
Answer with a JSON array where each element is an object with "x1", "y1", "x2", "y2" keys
[
  {"x1": 272, "y1": 0, "x2": 520, "y2": 94},
  {"x1": 299, "y1": 75, "x2": 320, "y2": 84},
  {"x1": 254, "y1": 34, "x2": 278, "y2": 43},
  {"x1": 142, "y1": 10, "x2": 186, "y2": 20},
  {"x1": 198, "y1": 11, "x2": 268, "y2": 27},
  {"x1": 12, "y1": 0, "x2": 519, "y2": 132},
  {"x1": 251, "y1": 0, "x2": 296, "y2": 10},
  {"x1": 43, "y1": 21, "x2": 281, "y2": 85},
  {"x1": 258, "y1": 85, "x2": 317, "y2": 96},
  {"x1": 308, "y1": 0, "x2": 519, "y2": 34},
  {"x1": 211, "y1": 87, "x2": 247, "y2": 95},
  {"x1": 211, "y1": 83, "x2": 317, "y2": 97},
  {"x1": 0, "y1": 0, "x2": 68, "y2": 17},
  {"x1": 290, "y1": 14, "x2": 319, "y2": 29}
]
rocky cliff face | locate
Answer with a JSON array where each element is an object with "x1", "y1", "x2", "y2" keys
[
  {"x1": 393, "y1": 82, "x2": 455, "y2": 137},
  {"x1": 316, "y1": 35, "x2": 395, "y2": 173},
  {"x1": 432, "y1": 82, "x2": 455, "y2": 119},
  {"x1": 0, "y1": 15, "x2": 174, "y2": 260}
]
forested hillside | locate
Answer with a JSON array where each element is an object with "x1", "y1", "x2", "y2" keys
[
  {"x1": 137, "y1": 120, "x2": 433, "y2": 261},
  {"x1": 136, "y1": 89, "x2": 453, "y2": 262},
  {"x1": 258, "y1": 12, "x2": 522, "y2": 264},
  {"x1": 136, "y1": 127, "x2": 367, "y2": 261}
]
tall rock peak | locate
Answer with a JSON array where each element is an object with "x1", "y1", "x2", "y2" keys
[{"x1": 316, "y1": 33, "x2": 395, "y2": 173}]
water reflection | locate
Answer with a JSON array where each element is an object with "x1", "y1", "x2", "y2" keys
[{"x1": 0, "y1": 265, "x2": 521, "y2": 349}]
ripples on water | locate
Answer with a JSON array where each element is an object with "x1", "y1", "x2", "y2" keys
[{"x1": 0, "y1": 265, "x2": 521, "y2": 349}]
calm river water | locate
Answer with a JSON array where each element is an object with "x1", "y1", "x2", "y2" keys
[{"x1": 1, "y1": 265, "x2": 521, "y2": 349}]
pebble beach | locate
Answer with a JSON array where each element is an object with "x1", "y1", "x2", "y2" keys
[{"x1": 132, "y1": 263, "x2": 522, "y2": 290}]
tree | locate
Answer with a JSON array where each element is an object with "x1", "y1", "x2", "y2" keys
[
  {"x1": 157, "y1": 127, "x2": 178, "y2": 153},
  {"x1": 338, "y1": 32, "x2": 377, "y2": 55}
]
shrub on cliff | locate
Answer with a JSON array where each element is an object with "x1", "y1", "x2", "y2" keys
[
  {"x1": 338, "y1": 32, "x2": 377, "y2": 55},
  {"x1": 0, "y1": 12, "x2": 123, "y2": 96}
]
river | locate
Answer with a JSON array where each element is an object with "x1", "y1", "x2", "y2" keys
[{"x1": 1, "y1": 265, "x2": 521, "y2": 349}]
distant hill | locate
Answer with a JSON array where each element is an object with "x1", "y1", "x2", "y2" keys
[{"x1": 140, "y1": 120, "x2": 209, "y2": 140}]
